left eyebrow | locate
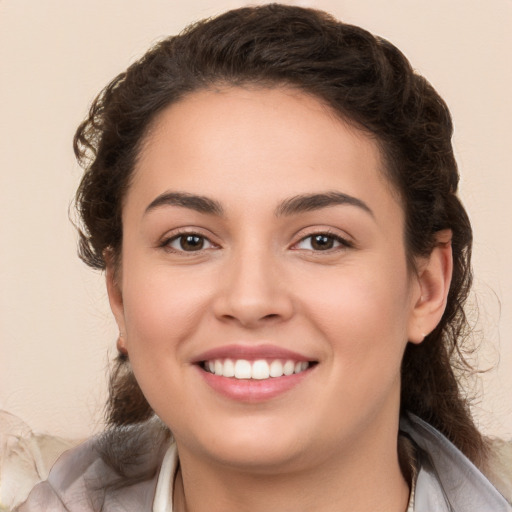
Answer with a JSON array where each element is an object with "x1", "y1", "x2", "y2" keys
[
  {"x1": 275, "y1": 192, "x2": 374, "y2": 218},
  {"x1": 144, "y1": 191, "x2": 224, "y2": 216}
]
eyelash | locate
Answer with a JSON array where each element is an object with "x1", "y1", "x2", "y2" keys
[
  {"x1": 160, "y1": 229, "x2": 353, "y2": 254},
  {"x1": 292, "y1": 231, "x2": 353, "y2": 252},
  {"x1": 160, "y1": 230, "x2": 217, "y2": 254}
]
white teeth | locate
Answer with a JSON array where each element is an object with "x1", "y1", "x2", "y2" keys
[
  {"x1": 283, "y1": 360, "x2": 295, "y2": 376},
  {"x1": 252, "y1": 360, "x2": 270, "y2": 380},
  {"x1": 269, "y1": 360, "x2": 284, "y2": 377},
  {"x1": 223, "y1": 358, "x2": 235, "y2": 377},
  {"x1": 205, "y1": 358, "x2": 311, "y2": 380},
  {"x1": 234, "y1": 359, "x2": 252, "y2": 379}
]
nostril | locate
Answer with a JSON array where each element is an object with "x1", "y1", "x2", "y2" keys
[{"x1": 212, "y1": 288, "x2": 294, "y2": 327}]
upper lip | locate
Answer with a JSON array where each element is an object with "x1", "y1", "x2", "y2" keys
[{"x1": 191, "y1": 344, "x2": 315, "y2": 363}]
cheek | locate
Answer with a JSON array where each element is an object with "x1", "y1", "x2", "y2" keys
[
  {"x1": 119, "y1": 266, "x2": 215, "y2": 417},
  {"x1": 297, "y1": 261, "x2": 412, "y2": 370},
  {"x1": 121, "y1": 264, "x2": 213, "y2": 356},
  {"x1": 304, "y1": 272, "x2": 411, "y2": 430}
]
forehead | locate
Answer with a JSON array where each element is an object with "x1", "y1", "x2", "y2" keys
[{"x1": 129, "y1": 86, "x2": 401, "y2": 223}]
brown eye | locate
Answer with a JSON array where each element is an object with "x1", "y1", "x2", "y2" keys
[
  {"x1": 310, "y1": 234, "x2": 335, "y2": 250},
  {"x1": 295, "y1": 233, "x2": 350, "y2": 251},
  {"x1": 166, "y1": 234, "x2": 213, "y2": 252},
  {"x1": 180, "y1": 235, "x2": 204, "y2": 251}
]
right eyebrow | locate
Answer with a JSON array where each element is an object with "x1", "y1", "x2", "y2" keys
[
  {"x1": 144, "y1": 191, "x2": 224, "y2": 216},
  {"x1": 275, "y1": 191, "x2": 374, "y2": 218}
]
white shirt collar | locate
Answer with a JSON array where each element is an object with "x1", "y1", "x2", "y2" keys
[
  {"x1": 151, "y1": 442, "x2": 417, "y2": 512},
  {"x1": 153, "y1": 442, "x2": 178, "y2": 512}
]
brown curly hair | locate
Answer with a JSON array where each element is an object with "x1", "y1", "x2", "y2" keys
[{"x1": 74, "y1": 4, "x2": 487, "y2": 466}]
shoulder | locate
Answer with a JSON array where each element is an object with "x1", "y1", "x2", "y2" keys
[
  {"x1": 0, "y1": 410, "x2": 77, "y2": 511},
  {"x1": 400, "y1": 413, "x2": 512, "y2": 511},
  {"x1": 484, "y1": 438, "x2": 512, "y2": 505},
  {"x1": 16, "y1": 416, "x2": 171, "y2": 512}
]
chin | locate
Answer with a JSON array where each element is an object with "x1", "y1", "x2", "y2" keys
[
  {"x1": 204, "y1": 439, "x2": 309, "y2": 474},
  {"x1": 174, "y1": 415, "x2": 313, "y2": 473}
]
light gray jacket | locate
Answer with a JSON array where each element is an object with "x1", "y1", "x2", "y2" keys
[{"x1": 17, "y1": 414, "x2": 512, "y2": 511}]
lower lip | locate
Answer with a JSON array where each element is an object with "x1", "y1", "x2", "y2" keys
[{"x1": 197, "y1": 366, "x2": 314, "y2": 402}]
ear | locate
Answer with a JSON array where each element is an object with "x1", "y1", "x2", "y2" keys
[
  {"x1": 105, "y1": 252, "x2": 127, "y2": 350},
  {"x1": 408, "y1": 229, "x2": 453, "y2": 344}
]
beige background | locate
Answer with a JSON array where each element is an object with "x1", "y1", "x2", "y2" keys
[{"x1": 1, "y1": 0, "x2": 511, "y2": 440}]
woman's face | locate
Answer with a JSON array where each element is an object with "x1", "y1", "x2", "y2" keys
[{"x1": 110, "y1": 87, "x2": 425, "y2": 472}]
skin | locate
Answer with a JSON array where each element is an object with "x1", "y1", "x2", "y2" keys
[{"x1": 107, "y1": 87, "x2": 452, "y2": 512}]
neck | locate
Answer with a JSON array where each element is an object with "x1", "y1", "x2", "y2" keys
[{"x1": 173, "y1": 422, "x2": 410, "y2": 512}]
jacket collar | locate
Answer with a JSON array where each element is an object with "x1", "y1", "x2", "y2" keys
[{"x1": 400, "y1": 413, "x2": 512, "y2": 512}]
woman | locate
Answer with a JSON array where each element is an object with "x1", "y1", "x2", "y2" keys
[{"x1": 18, "y1": 4, "x2": 512, "y2": 511}]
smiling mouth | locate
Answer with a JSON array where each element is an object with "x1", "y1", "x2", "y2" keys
[{"x1": 200, "y1": 359, "x2": 316, "y2": 380}]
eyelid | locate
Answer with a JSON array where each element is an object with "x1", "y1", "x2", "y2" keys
[
  {"x1": 157, "y1": 226, "x2": 354, "y2": 253},
  {"x1": 159, "y1": 228, "x2": 219, "y2": 253},
  {"x1": 291, "y1": 229, "x2": 354, "y2": 251}
]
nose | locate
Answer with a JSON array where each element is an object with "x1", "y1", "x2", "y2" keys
[{"x1": 212, "y1": 246, "x2": 295, "y2": 329}]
